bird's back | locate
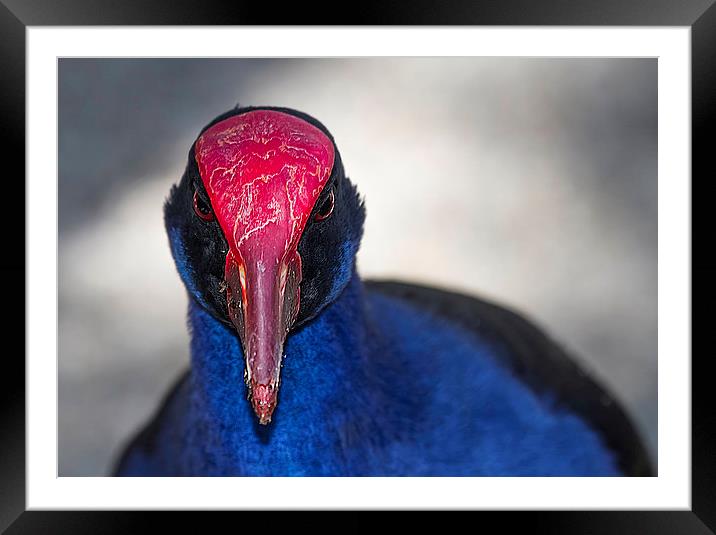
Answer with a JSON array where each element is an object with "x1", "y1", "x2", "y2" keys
[{"x1": 365, "y1": 280, "x2": 652, "y2": 476}]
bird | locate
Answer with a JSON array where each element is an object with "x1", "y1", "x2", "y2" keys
[{"x1": 114, "y1": 105, "x2": 652, "y2": 477}]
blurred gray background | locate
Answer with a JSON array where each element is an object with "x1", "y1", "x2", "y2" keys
[{"x1": 58, "y1": 58, "x2": 657, "y2": 476}]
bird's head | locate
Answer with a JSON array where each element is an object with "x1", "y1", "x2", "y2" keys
[{"x1": 164, "y1": 106, "x2": 365, "y2": 424}]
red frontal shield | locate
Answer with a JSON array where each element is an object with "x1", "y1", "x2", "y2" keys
[{"x1": 194, "y1": 110, "x2": 335, "y2": 423}]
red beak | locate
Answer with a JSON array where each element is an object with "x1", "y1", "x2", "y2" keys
[
  {"x1": 224, "y1": 249, "x2": 301, "y2": 423},
  {"x1": 195, "y1": 110, "x2": 335, "y2": 424}
]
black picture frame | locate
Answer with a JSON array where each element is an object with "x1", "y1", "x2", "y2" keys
[{"x1": 2, "y1": 0, "x2": 709, "y2": 530}]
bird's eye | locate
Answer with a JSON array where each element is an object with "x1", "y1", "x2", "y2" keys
[
  {"x1": 314, "y1": 188, "x2": 335, "y2": 221},
  {"x1": 193, "y1": 190, "x2": 215, "y2": 221}
]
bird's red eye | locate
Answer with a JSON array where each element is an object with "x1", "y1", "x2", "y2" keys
[
  {"x1": 193, "y1": 190, "x2": 215, "y2": 221},
  {"x1": 314, "y1": 188, "x2": 335, "y2": 221}
]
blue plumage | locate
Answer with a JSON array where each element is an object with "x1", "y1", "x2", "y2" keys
[{"x1": 118, "y1": 270, "x2": 619, "y2": 476}]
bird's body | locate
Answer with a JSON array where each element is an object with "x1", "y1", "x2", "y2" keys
[
  {"x1": 115, "y1": 106, "x2": 651, "y2": 477},
  {"x1": 116, "y1": 275, "x2": 647, "y2": 476}
]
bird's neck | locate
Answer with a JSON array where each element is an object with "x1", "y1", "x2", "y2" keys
[{"x1": 186, "y1": 272, "x2": 403, "y2": 445}]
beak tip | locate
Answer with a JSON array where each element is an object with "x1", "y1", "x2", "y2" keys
[
  {"x1": 249, "y1": 380, "x2": 279, "y2": 425},
  {"x1": 253, "y1": 405, "x2": 275, "y2": 425}
]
